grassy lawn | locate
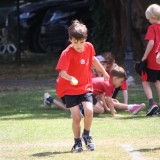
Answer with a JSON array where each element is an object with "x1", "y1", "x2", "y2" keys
[
  {"x1": 0, "y1": 85, "x2": 160, "y2": 160},
  {"x1": 0, "y1": 54, "x2": 160, "y2": 160}
]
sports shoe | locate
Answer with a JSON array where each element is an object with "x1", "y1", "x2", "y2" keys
[
  {"x1": 130, "y1": 103, "x2": 146, "y2": 115},
  {"x1": 82, "y1": 134, "x2": 95, "y2": 151},
  {"x1": 44, "y1": 92, "x2": 52, "y2": 108},
  {"x1": 146, "y1": 103, "x2": 158, "y2": 116},
  {"x1": 153, "y1": 106, "x2": 160, "y2": 115},
  {"x1": 71, "y1": 140, "x2": 83, "y2": 153}
]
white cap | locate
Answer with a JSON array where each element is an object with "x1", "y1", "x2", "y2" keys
[{"x1": 96, "y1": 55, "x2": 106, "y2": 62}]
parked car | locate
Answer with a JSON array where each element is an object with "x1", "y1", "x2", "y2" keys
[{"x1": 6, "y1": 0, "x2": 93, "y2": 53}]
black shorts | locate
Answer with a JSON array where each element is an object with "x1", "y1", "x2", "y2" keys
[
  {"x1": 61, "y1": 96, "x2": 66, "y2": 104},
  {"x1": 112, "y1": 87, "x2": 120, "y2": 99},
  {"x1": 92, "y1": 95, "x2": 98, "y2": 105},
  {"x1": 63, "y1": 91, "x2": 93, "y2": 108},
  {"x1": 142, "y1": 68, "x2": 160, "y2": 82}
]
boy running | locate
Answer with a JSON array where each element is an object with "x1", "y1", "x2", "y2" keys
[
  {"x1": 141, "y1": 4, "x2": 160, "y2": 116},
  {"x1": 49, "y1": 20, "x2": 109, "y2": 152}
]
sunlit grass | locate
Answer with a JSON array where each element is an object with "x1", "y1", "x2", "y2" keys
[{"x1": 0, "y1": 85, "x2": 160, "y2": 160}]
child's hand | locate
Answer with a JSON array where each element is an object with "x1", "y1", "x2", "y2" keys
[
  {"x1": 111, "y1": 109, "x2": 117, "y2": 117},
  {"x1": 70, "y1": 77, "x2": 78, "y2": 85},
  {"x1": 142, "y1": 56, "x2": 147, "y2": 62},
  {"x1": 105, "y1": 107, "x2": 110, "y2": 112}
]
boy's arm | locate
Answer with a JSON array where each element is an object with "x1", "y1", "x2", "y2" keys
[
  {"x1": 92, "y1": 56, "x2": 109, "y2": 81},
  {"x1": 122, "y1": 90, "x2": 128, "y2": 104},
  {"x1": 105, "y1": 96, "x2": 116, "y2": 116},
  {"x1": 60, "y1": 70, "x2": 78, "y2": 85},
  {"x1": 98, "y1": 93, "x2": 110, "y2": 112},
  {"x1": 142, "y1": 40, "x2": 154, "y2": 61}
]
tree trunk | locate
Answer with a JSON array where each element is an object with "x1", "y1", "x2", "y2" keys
[{"x1": 102, "y1": 0, "x2": 160, "y2": 61}]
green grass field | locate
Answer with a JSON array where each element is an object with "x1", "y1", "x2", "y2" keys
[
  {"x1": 0, "y1": 54, "x2": 160, "y2": 160},
  {"x1": 0, "y1": 84, "x2": 160, "y2": 160}
]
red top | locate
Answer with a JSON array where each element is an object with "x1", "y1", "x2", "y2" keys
[
  {"x1": 92, "y1": 77, "x2": 115, "y2": 97},
  {"x1": 120, "y1": 81, "x2": 128, "y2": 90},
  {"x1": 145, "y1": 24, "x2": 160, "y2": 70},
  {"x1": 56, "y1": 42, "x2": 95, "y2": 98}
]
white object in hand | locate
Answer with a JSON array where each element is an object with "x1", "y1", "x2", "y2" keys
[{"x1": 71, "y1": 78, "x2": 78, "y2": 85}]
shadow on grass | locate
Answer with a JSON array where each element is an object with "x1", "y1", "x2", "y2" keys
[
  {"x1": 32, "y1": 151, "x2": 71, "y2": 157},
  {"x1": 132, "y1": 147, "x2": 160, "y2": 152},
  {"x1": 1, "y1": 105, "x2": 155, "y2": 121},
  {"x1": 0, "y1": 108, "x2": 71, "y2": 121},
  {"x1": 93, "y1": 110, "x2": 149, "y2": 120},
  {"x1": 115, "y1": 115, "x2": 147, "y2": 120}
]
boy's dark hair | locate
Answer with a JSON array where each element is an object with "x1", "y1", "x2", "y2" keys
[
  {"x1": 110, "y1": 66, "x2": 127, "y2": 80},
  {"x1": 68, "y1": 20, "x2": 88, "y2": 40},
  {"x1": 102, "y1": 52, "x2": 115, "y2": 64}
]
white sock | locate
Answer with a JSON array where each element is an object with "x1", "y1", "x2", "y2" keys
[{"x1": 127, "y1": 104, "x2": 135, "y2": 111}]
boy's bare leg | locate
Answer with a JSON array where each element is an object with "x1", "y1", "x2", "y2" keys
[
  {"x1": 44, "y1": 92, "x2": 68, "y2": 111},
  {"x1": 143, "y1": 81, "x2": 159, "y2": 116},
  {"x1": 112, "y1": 101, "x2": 128, "y2": 110},
  {"x1": 81, "y1": 101, "x2": 95, "y2": 151},
  {"x1": 70, "y1": 106, "x2": 82, "y2": 139},
  {"x1": 53, "y1": 99, "x2": 68, "y2": 111},
  {"x1": 142, "y1": 81, "x2": 153, "y2": 100},
  {"x1": 155, "y1": 80, "x2": 160, "y2": 103},
  {"x1": 82, "y1": 101, "x2": 93, "y2": 131},
  {"x1": 93, "y1": 101, "x2": 105, "y2": 114},
  {"x1": 112, "y1": 99, "x2": 145, "y2": 114}
]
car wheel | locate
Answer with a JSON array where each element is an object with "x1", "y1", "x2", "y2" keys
[
  {"x1": 31, "y1": 26, "x2": 45, "y2": 53},
  {"x1": 32, "y1": 26, "x2": 68, "y2": 54}
]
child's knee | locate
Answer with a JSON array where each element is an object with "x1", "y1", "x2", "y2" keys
[
  {"x1": 96, "y1": 108, "x2": 104, "y2": 114},
  {"x1": 72, "y1": 115, "x2": 81, "y2": 123},
  {"x1": 93, "y1": 106, "x2": 105, "y2": 114},
  {"x1": 84, "y1": 108, "x2": 93, "y2": 117}
]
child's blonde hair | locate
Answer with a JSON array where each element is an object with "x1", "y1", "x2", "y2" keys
[{"x1": 145, "y1": 4, "x2": 160, "y2": 20}]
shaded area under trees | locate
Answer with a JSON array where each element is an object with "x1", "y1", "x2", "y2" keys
[{"x1": 90, "y1": 0, "x2": 160, "y2": 62}]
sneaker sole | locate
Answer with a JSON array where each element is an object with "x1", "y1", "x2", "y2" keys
[
  {"x1": 132, "y1": 103, "x2": 146, "y2": 115},
  {"x1": 71, "y1": 148, "x2": 83, "y2": 153},
  {"x1": 81, "y1": 137, "x2": 95, "y2": 151},
  {"x1": 146, "y1": 105, "x2": 158, "y2": 116},
  {"x1": 154, "y1": 107, "x2": 160, "y2": 115}
]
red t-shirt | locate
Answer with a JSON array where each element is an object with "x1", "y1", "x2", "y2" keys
[
  {"x1": 120, "y1": 81, "x2": 128, "y2": 90},
  {"x1": 92, "y1": 77, "x2": 115, "y2": 97},
  {"x1": 56, "y1": 42, "x2": 95, "y2": 98},
  {"x1": 145, "y1": 24, "x2": 160, "y2": 70}
]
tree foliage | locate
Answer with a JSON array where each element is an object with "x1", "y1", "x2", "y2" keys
[
  {"x1": 89, "y1": 0, "x2": 160, "y2": 62},
  {"x1": 89, "y1": 0, "x2": 113, "y2": 54}
]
